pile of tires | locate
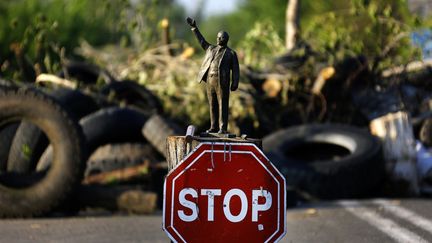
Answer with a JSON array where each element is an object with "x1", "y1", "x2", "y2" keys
[
  {"x1": 263, "y1": 124, "x2": 385, "y2": 200},
  {"x1": 0, "y1": 62, "x2": 180, "y2": 217}
]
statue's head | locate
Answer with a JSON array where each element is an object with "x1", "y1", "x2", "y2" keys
[{"x1": 217, "y1": 31, "x2": 229, "y2": 46}]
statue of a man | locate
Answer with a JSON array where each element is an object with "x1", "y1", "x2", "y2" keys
[{"x1": 186, "y1": 17, "x2": 240, "y2": 134}]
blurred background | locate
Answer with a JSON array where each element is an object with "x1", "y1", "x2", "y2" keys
[{"x1": 1, "y1": 0, "x2": 432, "y2": 135}]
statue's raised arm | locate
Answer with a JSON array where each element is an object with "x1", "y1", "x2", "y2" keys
[{"x1": 186, "y1": 17, "x2": 210, "y2": 50}]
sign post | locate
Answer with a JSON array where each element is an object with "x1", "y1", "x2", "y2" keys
[{"x1": 163, "y1": 142, "x2": 286, "y2": 243}]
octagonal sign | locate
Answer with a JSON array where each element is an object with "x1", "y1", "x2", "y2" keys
[{"x1": 163, "y1": 142, "x2": 286, "y2": 243}]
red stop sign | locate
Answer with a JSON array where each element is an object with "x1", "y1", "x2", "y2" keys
[{"x1": 163, "y1": 142, "x2": 286, "y2": 242}]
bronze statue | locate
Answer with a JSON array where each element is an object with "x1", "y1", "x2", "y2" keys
[{"x1": 186, "y1": 17, "x2": 240, "y2": 134}]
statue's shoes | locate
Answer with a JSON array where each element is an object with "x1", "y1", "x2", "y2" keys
[
  {"x1": 218, "y1": 129, "x2": 228, "y2": 134},
  {"x1": 206, "y1": 128, "x2": 218, "y2": 133}
]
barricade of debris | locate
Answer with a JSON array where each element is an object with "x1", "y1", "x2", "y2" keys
[{"x1": 1, "y1": 29, "x2": 432, "y2": 217}]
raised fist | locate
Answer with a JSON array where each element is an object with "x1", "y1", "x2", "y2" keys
[{"x1": 186, "y1": 17, "x2": 196, "y2": 27}]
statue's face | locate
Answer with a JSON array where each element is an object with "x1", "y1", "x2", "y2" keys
[{"x1": 216, "y1": 31, "x2": 229, "y2": 46}]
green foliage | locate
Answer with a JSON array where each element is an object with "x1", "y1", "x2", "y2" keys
[
  {"x1": 201, "y1": 0, "x2": 422, "y2": 73},
  {"x1": 0, "y1": 0, "x2": 121, "y2": 80},
  {"x1": 117, "y1": 0, "x2": 186, "y2": 50},
  {"x1": 302, "y1": 0, "x2": 421, "y2": 71},
  {"x1": 238, "y1": 20, "x2": 285, "y2": 69},
  {"x1": 199, "y1": 0, "x2": 286, "y2": 47},
  {"x1": 192, "y1": 0, "x2": 424, "y2": 131},
  {"x1": 0, "y1": 0, "x2": 186, "y2": 80}
]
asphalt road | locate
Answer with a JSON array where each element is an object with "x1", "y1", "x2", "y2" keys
[{"x1": 1, "y1": 199, "x2": 431, "y2": 243}]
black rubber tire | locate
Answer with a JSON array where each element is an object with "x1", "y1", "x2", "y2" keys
[
  {"x1": 0, "y1": 87, "x2": 86, "y2": 217},
  {"x1": 58, "y1": 61, "x2": 116, "y2": 85},
  {"x1": 263, "y1": 124, "x2": 384, "y2": 199},
  {"x1": 85, "y1": 143, "x2": 160, "y2": 177},
  {"x1": 7, "y1": 122, "x2": 48, "y2": 173},
  {"x1": 100, "y1": 81, "x2": 163, "y2": 114},
  {"x1": 0, "y1": 84, "x2": 27, "y2": 170},
  {"x1": 0, "y1": 124, "x2": 19, "y2": 171},
  {"x1": 37, "y1": 107, "x2": 149, "y2": 171},
  {"x1": 50, "y1": 88, "x2": 100, "y2": 121},
  {"x1": 141, "y1": 114, "x2": 183, "y2": 157},
  {"x1": 7, "y1": 88, "x2": 99, "y2": 173},
  {"x1": 81, "y1": 107, "x2": 149, "y2": 153},
  {"x1": 420, "y1": 119, "x2": 432, "y2": 147}
]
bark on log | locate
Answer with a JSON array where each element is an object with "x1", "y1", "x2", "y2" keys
[
  {"x1": 166, "y1": 135, "x2": 262, "y2": 171},
  {"x1": 82, "y1": 160, "x2": 168, "y2": 185}
]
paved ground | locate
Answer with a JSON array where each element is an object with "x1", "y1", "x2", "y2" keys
[
  {"x1": 286, "y1": 199, "x2": 432, "y2": 243},
  {"x1": 0, "y1": 199, "x2": 431, "y2": 243}
]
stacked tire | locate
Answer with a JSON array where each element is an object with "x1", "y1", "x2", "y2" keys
[
  {"x1": 0, "y1": 86, "x2": 86, "y2": 217},
  {"x1": 263, "y1": 124, "x2": 385, "y2": 199}
]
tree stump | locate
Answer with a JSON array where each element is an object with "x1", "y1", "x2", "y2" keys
[
  {"x1": 370, "y1": 111, "x2": 419, "y2": 196},
  {"x1": 166, "y1": 135, "x2": 262, "y2": 172}
]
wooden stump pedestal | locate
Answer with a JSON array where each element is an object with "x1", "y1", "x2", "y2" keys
[{"x1": 166, "y1": 135, "x2": 262, "y2": 171}]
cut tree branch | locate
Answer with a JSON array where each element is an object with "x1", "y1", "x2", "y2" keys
[{"x1": 286, "y1": 0, "x2": 300, "y2": 51}]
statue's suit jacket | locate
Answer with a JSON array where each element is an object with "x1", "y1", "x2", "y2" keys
[{"x1": 192, "y1": 27, "x2": 240, "y2": 90}]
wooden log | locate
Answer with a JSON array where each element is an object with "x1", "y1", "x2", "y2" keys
[
  {"x1": 77, "y1": 185, "x2": 157, "y2": 214},
  {"x1": 381, "y1": 60, "x2": 432, "y2": 78},
  {"x1": 82, "y1": 160, "x2": 168, "y2": 185},
  {"x1": 381, "y1": 60, "x2": 432, "y2": 86},
  {"x1": 370, "y1": 111, "x2": 419, "y2": 196},
  {"x1": 77, "y1": 162, "x2": 167, "y2": 213},
  {"x1": 166, "y1": 135, "x2": 262, "y2": 171}
]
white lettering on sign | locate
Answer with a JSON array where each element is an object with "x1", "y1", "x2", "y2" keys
[
  {"x1": 178, "y1": 188, "x2": 198, "y2": 222},
  {"x1": 201, "y1": 189, "x2": 222, "y2": 221},
  {"x1": 252, "y1": 189, "x2": 272, "y2": 222},
  {"x1": 177, "y1": 188, "x2": 273, "y2": 222},
  {"x1": 223, "y1": 189, "x2": 248, "y2": 222}
]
